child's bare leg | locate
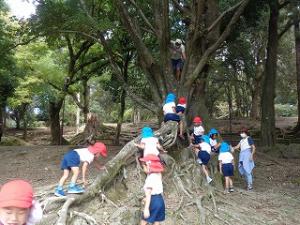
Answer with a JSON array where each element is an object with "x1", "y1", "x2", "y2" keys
[
  {"x1": 140, "y1": 219, "x2": 148, "y2": 225},
  {"x1": 176, "y1": 68, "x2": 181, "y2": 81},
  {"x1": 229, "y1": 177, "x2": 233, "y2": 187},
  {"x1": 58, "y1": 169, "x2": 70, "y2": 186},
  {"x1": 153, "y1": 222, "x2": 160, "y2": 225},
  {"x1": 201, "y1": 165, "x2": 209, "y2": 178},
  {"x1": 70, "y1": 167, "x2": 80, "y2": 184},
  {"x1": 179, "y1": 121, "x2": 183, "y2": 136},
  {"x1": 225, "y1": 177, "x2": 230, "y2": 189}
]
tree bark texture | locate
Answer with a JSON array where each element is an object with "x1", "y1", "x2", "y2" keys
[
  {"x1": 294, "y1": 21, "x2": 300, "y2": 130},
  {"x1": 260, "y1": 2, "x2": 279, "y2": 146},
  {"x1": 49, "y1": 99, "x2": 64, "y2": 145}
]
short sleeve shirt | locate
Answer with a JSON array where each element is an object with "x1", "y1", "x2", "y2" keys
[
  {"x1": 74, "y1": 148, "x2": 95, "y2": 164},
  {"x1": 200, "y1": 142, "x2": 212, "y2": 154},
  {"x1": 163, "y1": 102, "x2": 176, "y2": 115},
  {"x1": 144, "y1": 173, "x2": 163, "y2": 195},
  {"x1": 218, "y1": 152, "x2": 234, "y2": 164},
  {"x1": 194, "y1": 126, "x2": 205, "y2": 136},
  {"x1": 141, "y1": 137, "x2": 159, "y2": 156}
]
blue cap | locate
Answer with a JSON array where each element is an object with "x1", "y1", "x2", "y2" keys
[
  {"x1": 141, "y1": 126, "x2": 153, "y2": 138},
  {"x1": 209, "y1": 128, "x2": 219, "y2": 136},
  {"x1": 165, "y1": 93, "x2": 176, "y2": 104},
  {"x1": 219, "y1": 142, "x2": 230, "y2": 153},
  {"x1": 201, "y1": 135, "x2": 210, "y2": 144}
]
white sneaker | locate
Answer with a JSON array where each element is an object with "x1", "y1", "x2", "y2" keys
[
  {"x1": 207, "y1": 176, "x2": 213, "y2": 184},
  {"x1": 197, "y1": 159, "x2": 203, "y2": 165}
]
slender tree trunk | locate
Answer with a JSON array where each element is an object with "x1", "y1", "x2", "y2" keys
[
  {"x1": 226, "y1": 85, "x2": 233, "y2": 133},
  {"x1": 14, "y1": 109, "x2": 21, "y2": 129},
  {"x1": 294, "y1": 21, "x2": 300, "y2": 131},
  {"x1": 250, "y1": 63, "x2": 264, "y2": 120},
  {"x1": 49, "y1": 99, "x2": 64, "y2": 145},
  {"x1": 260, "y1": 2, "x2": 279, "y2": 146},
  {"x1": 22, "y1": 104, "x2": 28, "y2": 140},
  {"x1": 115, "y1": 89, "x2": 126, "y2": 145},
  {"x1": 83, "y1": 79, "x2": 89, "y2": 123},
  {"x1": 76, "y1": 93, "x2": 80, "y2": 134},
  {"x1": 0, "y1": 106, "x2": 3, "y2": 142}
]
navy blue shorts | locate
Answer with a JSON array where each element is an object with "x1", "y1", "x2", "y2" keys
[
  {"x1": 176, "y1": 105, "x2": 185, "y2": 114},
  {"x1": 198, "y1": 151, "x2": 210, "y2": 165},
  {"x1": 171, "y1": 58, "x2": 183, "y2": 70},
  {"x1": 164, "y1": 113, "x2": 180, "y2": 122},
  {"x1": 61, "y1": 150, "x2": 80, "y2": 170},
  {"x1": 222, "y1": 163, "x2": 234, "y2": 177},
  {"x1": 193, "y1": 134, "x2": 202, "y2": 144},
  {"x1": 143, "y1": 194, "x2": 165, "y2": 223}
]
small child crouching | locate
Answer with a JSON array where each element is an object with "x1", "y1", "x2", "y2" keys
[
  {"x1": 189, "y1": 116, "x2": 205, "y2": 146},
  {"x1": 140, "y1": 155, "x2": 165, "y2": 225},
  {"x1": 0, "y1": 180, "x2": 43, "y2": 225},
  {"x1": 218, "y1": 142, "x2": 235, "y2": 194},
  {"x1": 55, "y1": 141, "x2": 107, "y2": 197}
]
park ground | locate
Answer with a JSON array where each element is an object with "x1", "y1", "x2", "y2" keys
[{"x1": 0, "y1": 118, "x2": 300, "y2": 224}]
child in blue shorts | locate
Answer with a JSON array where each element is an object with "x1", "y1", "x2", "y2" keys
[
  {"x1": 176, "y1": 97, "x2": 186, "y2": 139},
  {"x1": 192, "y1": 135, "x2": 213, "y2": 184},
  {"x1": 54, "y1": 141, "x2": 107, "y2": 197},
  {"x1": 209, "y1": 128, "x2": 220, "y2": 153},
  {"x1": 140, "y1": 154, "x2": 165, "y2": 225},
  {"x1": 189, "y1": 116, "x2": 205, "y2": 145},
  {"x1": 218, "y1": 142, "x2": 235, "y2": 194}
]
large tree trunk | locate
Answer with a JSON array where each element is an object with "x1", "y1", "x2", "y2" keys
[
  {"x1": 260, "y1": 2, "x2": 279, "y2": 146},
  {"x1": 294, "y1": 20, "x2": 300, "y2": 131},
  {"x1": 49, "y1": 99, "x2": 64, "y2": 145}
]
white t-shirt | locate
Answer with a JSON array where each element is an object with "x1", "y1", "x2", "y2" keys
[
  {"x1": 194, "y1": 125, "x2": 205, "y2": 136},
  {"x1": 163, "y1": 102, "x2": 176, "y2": 115},
  {"x1": 218, "y1": 152, "x2": 234, "y2": 164},
  {"x1": 141, "y1": 137, "x2": 159, "y2": 156},
  {"x1": 144, "y1": 173, "x2": 163, "y2": 195},
  {"x1": 74, "y1": 148, "x2": 95, "y2": 164},
  {"x1": 239, "y1": 137, "x2": 254, "y2": 151},
  {"x1": 200, "y1": 142, "x2": 211, "y2": 154},
  {"x1": 210, "y1": 138, "x2": 217, "y2": 147}
]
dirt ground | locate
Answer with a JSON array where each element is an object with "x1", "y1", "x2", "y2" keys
[{"x1": 0, "y1": 118, "x2": 300, "y2": 224}]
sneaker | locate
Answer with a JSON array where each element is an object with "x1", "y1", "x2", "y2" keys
[
  {"x1": 247, "y1": 185, "x2": 253, "y2": 191},
  {"x1": 223, "y1": 189, "x2": 230, "y2": 195},
  {"x1": 229, "y1": 187, "x2": 234, "y2": 192},
  {"x1": 68, "y1": 184, "x2": 85, "y2": 194},
  {"x1": 54, "y1": 188, "x2": 66, "y2": 197},
  {"x1": 197, "y1": 159, "x2": 203, "y2": 165},
  {"x1": 207, "y1": 176, "x2": 213, "y2": 184}
]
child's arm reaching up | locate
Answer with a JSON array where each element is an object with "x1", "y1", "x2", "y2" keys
[
  {"x1": 134, "y1": 142, "x2": 145, "y2": 149},
  {"x1": 157, "y1": 142, "x2": 167, "y2": 153}
]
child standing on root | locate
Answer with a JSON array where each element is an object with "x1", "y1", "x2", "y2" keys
[
  {"x1": 134, "y1": 126, "x2": 166, "y2": 157},
  {"x1": 218, "y1": 142, "x2": 235, "y2": 194},
  {"x1": 189, "y1": 116, "x2": 205, "y2": 146},
  {"x1": 0, "y1": 179, "x2": 43, "y2": 225},
  {"x1": 192, "y1": 135, "x2": 213, "y2": 184},
  {"x1": 209, "y1": 128, "x2": 221, "y2": 154},
  {"x1": 176, "y1": 97, "x2": 187, "y2": 139},
  {"x1": 163, "y1": 93, "x2": 184, "y2": 139},
  {"x1": 233, "y1": 128, "x2": 256, "y2": 190},
  {"x1": 55, "y1": 141, "x2": 107, "y2": 197},
  {"x1": 140, "y1": 154, "x2": 165, "y2": 225}
]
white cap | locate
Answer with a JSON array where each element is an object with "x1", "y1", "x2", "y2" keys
[{"x1": 175, "y1": 39, "x2": 182, "y2": 44}]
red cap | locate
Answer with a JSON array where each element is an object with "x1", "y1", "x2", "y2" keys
[
  {"x1": 178, "y1": 97, "x2": 186, "y2": 104},
  {"x1": 88, "y1": 142, "x2": 107, "y2": 157},
  {"x1": 140, "y1": 154, "x2": 164, "y2": 173},
  {"x1": 193, "y1": 116, "x2": 202, "y2": 123},
  {"x1": 0, "y1": 180, "x2": 33, "y2": 208}
]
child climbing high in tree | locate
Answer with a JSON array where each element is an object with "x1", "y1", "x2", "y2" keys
[
  {"x1": 163, "y1": 93, "x2": 184, "y2": 139},
  {"x1": 189, "y1": 116, "x2": 205, "y2": 146},
  {"x1": 134, "y1": 126, "x2": 166, "y2": 157},
  {"x1": 192, "y1": 135, "x2": 213, "y2": 184},
  {"x1": 0, "y1": 179, "x2": 43, "y2": 225},
  {"x1": 209, "y1": 128, "x2": 221, "y2": 153},
  {"x1": 233, "y1": 128, "x2": 256, "y2": 191},
  {"x1": 140, "y1": 154, "x2": 165, "y2": 225},
  {"x1": 176, "y1": 97, "x2": 187, "y2": 139},
  {"x1": 218, "y1": 142, "x2": 235, "y2": 194},
  {"x1": 54, "y1": 141, "x2": 107, "y2": 197}
]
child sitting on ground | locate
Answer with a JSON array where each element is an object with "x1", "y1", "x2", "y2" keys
[
  {"x1": 55, "y1": 141, "x2": 107, "y2": 197},
  {"x1": 134, "y1": 126, "x2": 166, "y2": 157},
  {"x1": 218, "y1": 142, "x2": 235, "y2": 194},
  {"x1": 176, "y1": 97, "x2": 187, "y2": 139},
  {"x1": 140, "y1": 154, "x2": 165, "y2": 225},
  {"x1": 0, "y1": 179, "x2": 43, "y2": 225},
  {"x1": 189, "y1": 116, "x2": 205, "y2": 146},
  {"x1": 192, "y1": 135, "x2": 213, "y2": 184},
  {"x1": 162, "y1": 93, "x2": 184, "y2": 139},
  {"x1": 209, "y1": 128, "x2": 221, "y2": 153}
]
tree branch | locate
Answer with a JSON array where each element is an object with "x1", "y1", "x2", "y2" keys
[
  {"x1": 184, "y1": 0, "x2": 250, "y2": 88},
  {"x1": 171, "y1": 0, "x2": 190, "y2": 15},
  {"x1": 278, "y1": 18, "x2": 299, "y2": 39}
]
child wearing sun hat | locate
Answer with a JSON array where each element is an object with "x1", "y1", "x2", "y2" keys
[
  {"x1": 139, "y1": 154, "x2": 165, "y2": 225},
  {"x1": 55, "y1": 141, "x2": 107, "y2": 197},
  {"x1": 0, "y1": 179, "x2": 43, "y2": 225}
]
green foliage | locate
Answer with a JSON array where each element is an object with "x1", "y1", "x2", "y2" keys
[{"x1": 275, "y1": 104, "x2": 297, "y2": 117}]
